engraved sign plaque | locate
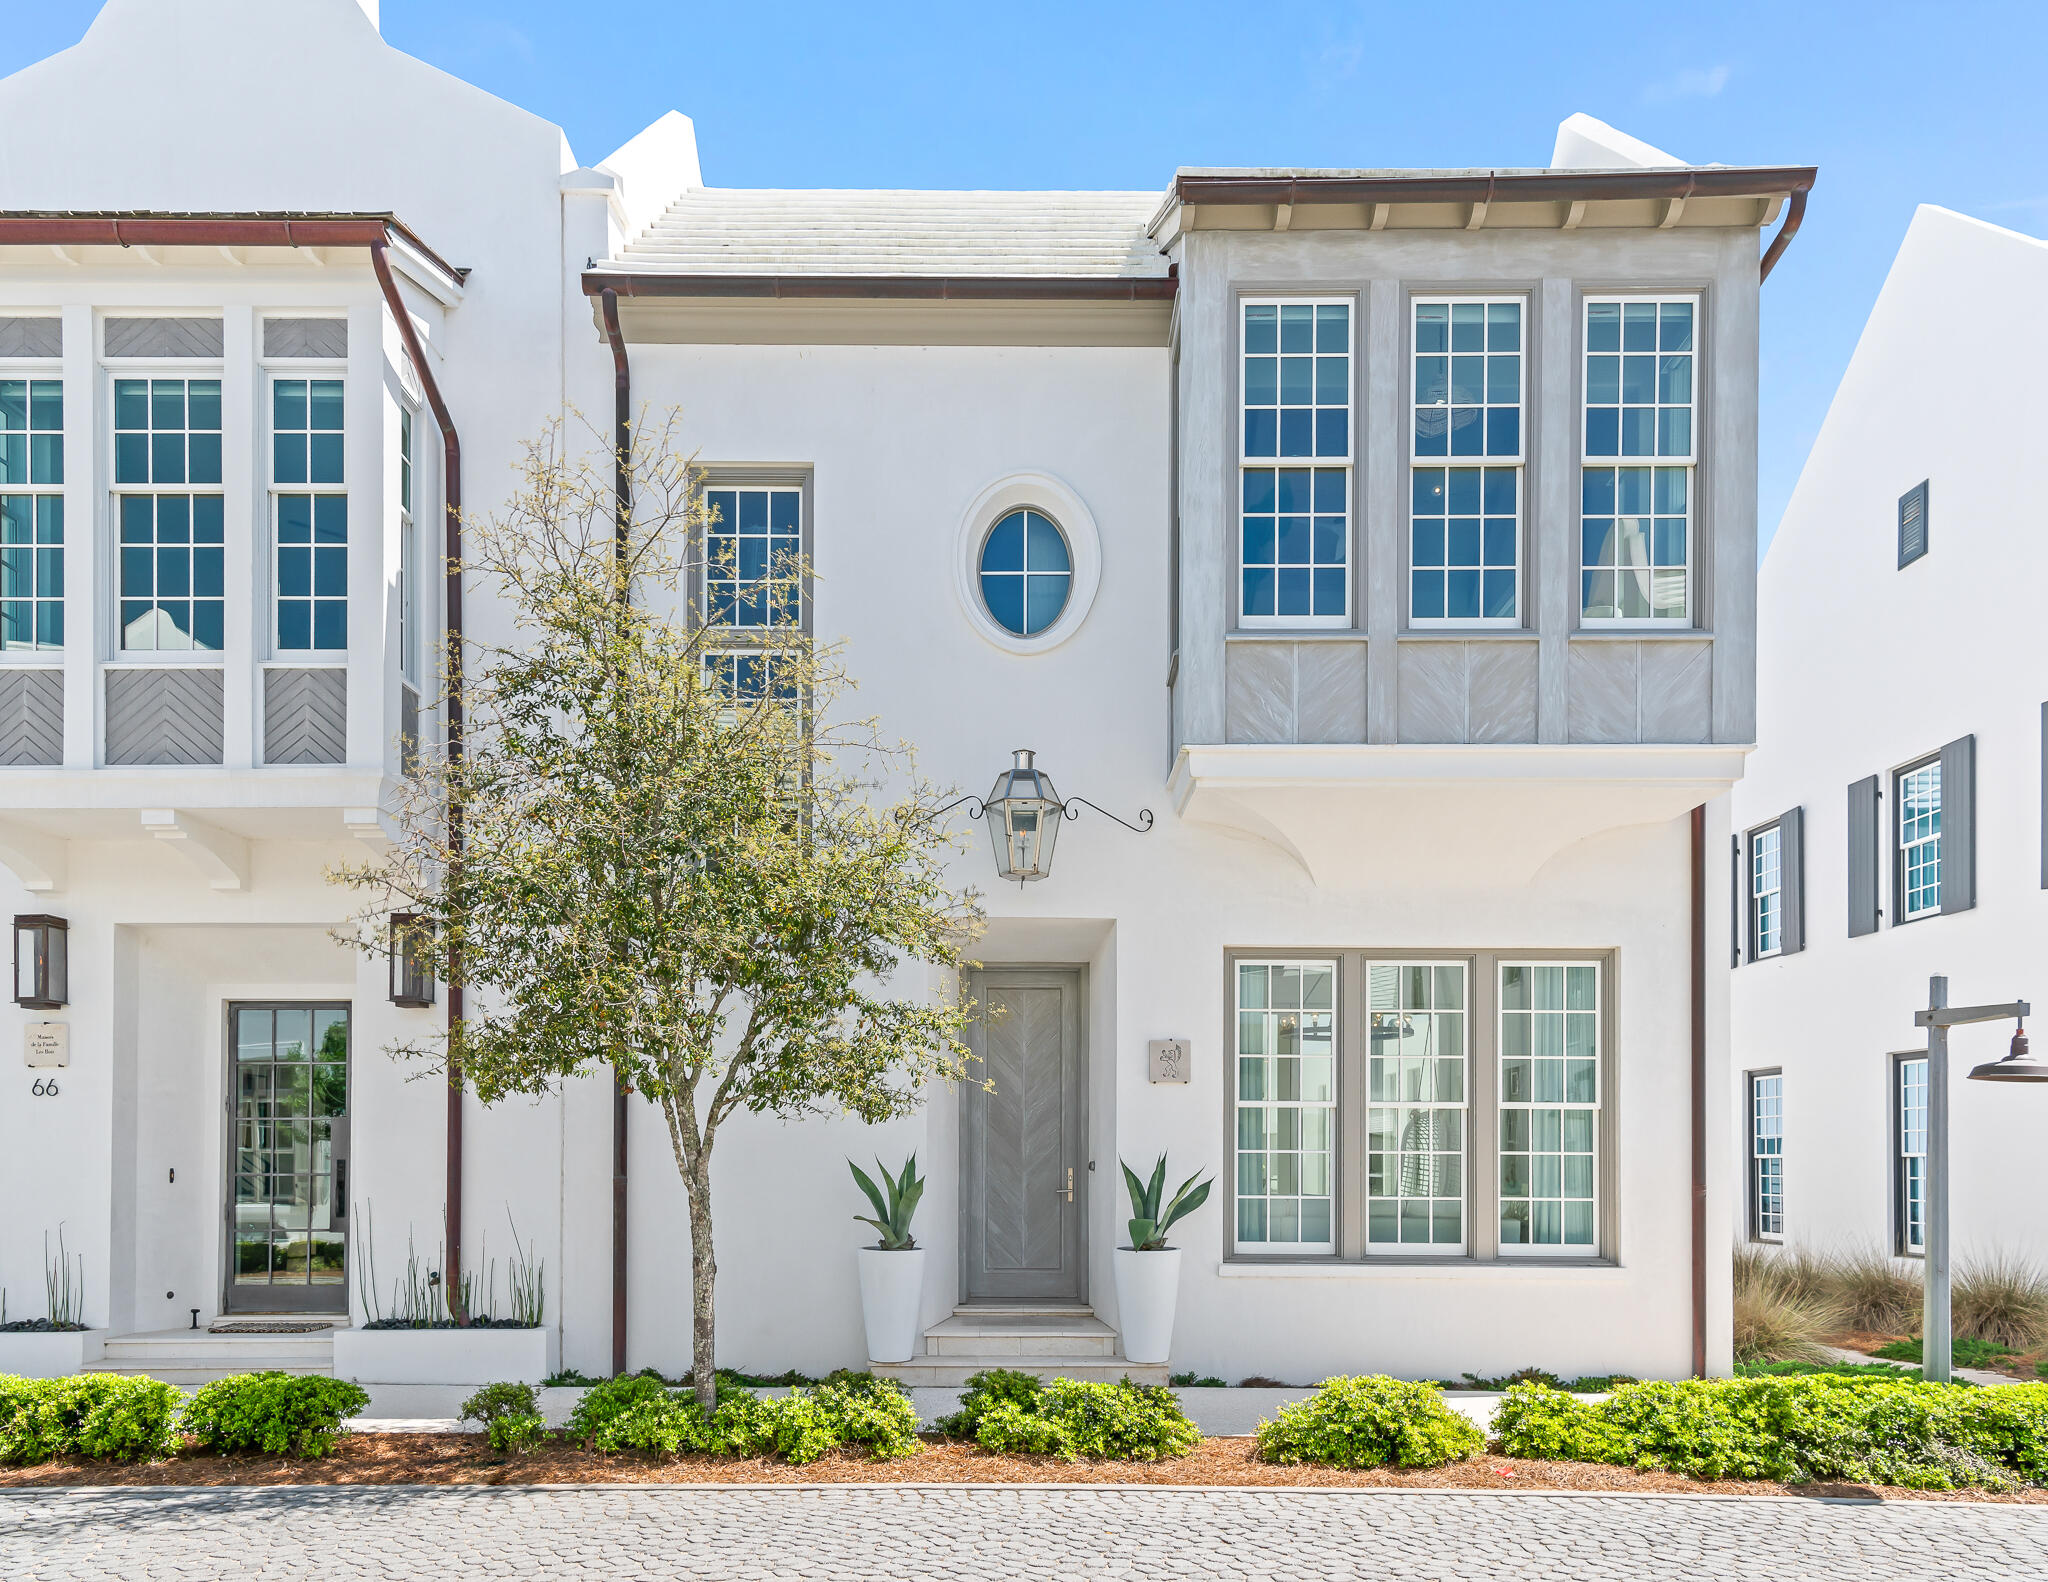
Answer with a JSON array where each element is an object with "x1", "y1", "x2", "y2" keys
[
  {"x1": 1147, "y1": 1038, "x2": 1190, "y2": 1084},
  {"x1": 25, "y1": 1023, "x2": 68, "y2": 1068}
]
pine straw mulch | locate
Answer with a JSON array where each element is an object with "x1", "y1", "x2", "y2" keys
[{"x1": 3, "y1": 1434, "x2": 2046, "y2": 1502}]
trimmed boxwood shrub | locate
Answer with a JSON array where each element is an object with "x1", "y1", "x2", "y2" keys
[
  {"x1": 180, "y1": 1372, "x2": 372, "y2": 1458},
  {"x1": 1493, "y1": 1376, "x2": 2048, "y2": 1491},
  {"x1": 1254, "y1": 1375, "x2": 1484, "y2": 1469},
  {"x1": 566, "y1": 1370, "x2": 920, "y2": 1464},
  {"x1": 460, "y1": 1381, "x2": 547, "y2": 1454},
  {"x1": 937, "y1": 1369, "x2": 1200, "y2": 1462},
  {"x1": 0, "y1": 1373, "x2": 183, "y2": 1465}
]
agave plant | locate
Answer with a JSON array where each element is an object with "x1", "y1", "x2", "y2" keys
[
  {"x1": 1121, "y1": 1154, "x2": 1213, "y2": 1251},
  {"x1": 850, "y1": 1155, "x2": 925, "y2": 1250}
]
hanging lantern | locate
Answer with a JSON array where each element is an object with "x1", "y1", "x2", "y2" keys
[
  {"x1": 983, "y1": 749, "x2": 1064, "y2": 882},
  {"x1": 388, "y1": 913, "x2": 436, "y2": 1008},
  {"x1": 13, "y1": 914, "x2": 67, "y2": 1009},
  {"x1": 1968, "y1": 1020, "x2": 2048, "y2": 1083}
]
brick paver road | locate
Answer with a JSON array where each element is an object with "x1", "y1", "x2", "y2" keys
[{"x1": 5, "y1": 1484, "x2": 2046, "y2": 1580}]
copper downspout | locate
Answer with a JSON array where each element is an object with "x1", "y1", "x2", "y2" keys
[
  {"x1": 599, "y1": 286, "x2": 632, "y2": 1378},
  {"x1": 1690, "y1": 804, "x2": 1708, "y2": 1377},
  {"x1": 1758, "y1": 188, "x2": 1809, "y2": 283},
  {"x1": 372, "y1": 241, "x2": 467, "y2": 1319}
]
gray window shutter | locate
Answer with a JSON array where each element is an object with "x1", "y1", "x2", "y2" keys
[
  {"x1": 1847, "y1": 775, "x2": 1881, "y2": 937},
  {"x1": 1940, "y1": 734, "x2": 1975, "y2": 914},
  {"x1": 1898, "y1": 481, "x2": 1929, "y2": 567},
  {"x1": 1778, "y1": 806, "x2": 1805, "y2": 954},
  {"x1": 1732, "y1": 835, "x2": 1744, "y2": 966},
  {"x1": 2040, "y1": 703, "x2": 2047, "y2": 890}
]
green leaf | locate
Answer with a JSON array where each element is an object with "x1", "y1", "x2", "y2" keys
[
  {"x1": 1127, "y1": 1218, "x2": 1158, "y2": 1251},
  {"x1": 1120, "y1": 1161, "x2": 1150, "y2": 1221},
  {"x1": 848, "y1": 1160, "x2": 890, "y2": 1223}
]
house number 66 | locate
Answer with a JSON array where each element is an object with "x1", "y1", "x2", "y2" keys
[{"x1": 30, "y1": 1077, "x2": 59, "y2": 1097}]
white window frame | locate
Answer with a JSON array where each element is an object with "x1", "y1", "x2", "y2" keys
[
  {"x1": 0, "y1": 360, "x2": 65, "y2": 657},
  {"x1": 1895, "y1": 757, "x2": 1942, "y2": 921},
  {"x1": 106, "y1": 361, "x2": 227, "y2": 659},
  {"x1": 1238, "y1": 297, "x2": 1353, "y2": 631},
  {"x1": 1579, "y1": 293, "x2": 1698, "y2": 629},
  {"x1": 1749, "y1": 821, "x2": 1783, "y2": 959},
  {"x1": 1408, "y1": 295, "x2": 1524, "y2": 629},
  {"x1": 1896, "y1": 1054, "x2": 1928, "y2": 1255},
  {"x1": 1231, "y1": 957, "x2": 1339, "y2": 1255},
  {"x1": 265, "y1": 366, "x2": 348, "y2": 660},
  {"x1": 1748, "y1": 1070, "x2": 1784, "y2": 1241},
  {"x1": 1365, "y1": 959, "x2": 1470, "y2": 1256},
  {"x1": 1497, "y1": 960, "x2": 1603, "y2": 1256}
]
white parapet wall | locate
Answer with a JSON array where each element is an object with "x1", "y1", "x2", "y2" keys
[
  {"x1": 331, "y1": 1326, "x2": 559, "y2": 1386},
  {"x1": 0, "y1": 1329, "x2": 105, "y2": 1378}
]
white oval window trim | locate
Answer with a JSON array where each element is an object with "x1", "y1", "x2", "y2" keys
[{"x1": 953, "y1": 471, "x2": 1102, "y2": 654}]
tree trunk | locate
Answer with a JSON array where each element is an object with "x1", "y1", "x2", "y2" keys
[{"x1": 683, "y1": 1149, "x2": 719, "y2": 1414}]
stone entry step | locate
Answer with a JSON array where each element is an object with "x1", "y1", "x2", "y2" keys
[
  {"x1": 871, "y1": 1355, "x2": 1169, "y2": 1386},
  {"x1": 871, "y1": 1305, "x2": 1169, "y2": 1387},
  {"x1": 86, "y1": 1326, "x2": 336, "y2": 1385}
]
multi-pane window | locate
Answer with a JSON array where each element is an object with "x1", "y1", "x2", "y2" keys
[
  {"x1": 115, "y1": 378, "x2": 224, "y2": 651},
  {"x1": 1412, "y1": 300, "x2": 1520, "y2": 624},
  {"x1": 1897, "y1": 759, "x2": 1942, "y2": 919},
  {"x1": 0, "y1": 378, "x2": 62, "y2": 650},
  {"x1": 273, "y1": 379, "x2": 346, "y2": 652},
  {"x1": 1241, "y1": 301, "x2": 1350, "y2": 625},
  {"x1": 1366, "y1": 962, "x2": 1467, "y2": 1251},
  {"x1": 1499, "y1": 962, "x2": 1600, "y2": 1251},
  {"x1": 1897, "y1": 1056, "x2": 1928, "y2": 1255},
  {"x1": 1582, "y1": 298, "x2": 1695, "y2": 623},
  {"x1": 1234, "y1": 960, "x2": 1336, "y2": 1252},
  {"x1": 1750, "y1": 1072, "x2": 1784, "y2": 1240},
  {"x1": 978, "y1": 509, "x2": 1072, "y2": 638},
  {"x1": 1751, "y1": 823, "x2": 1783, "y2": 958},
  {"x1": 705, "y1": 486, "x2": 801, "y2": 629},
  {"x1": 399, "y1": 408, "x2": 418, "y2": 687},
  {"x1": 703, "y1": 648, "x2": 799, "y2": 706}
]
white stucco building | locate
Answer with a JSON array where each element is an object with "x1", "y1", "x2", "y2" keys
[
  {"x1": 0, "y1": 0, "x2": 1814, "y2": 1386},
  {"x1": 1729, "y1": 206, "x2": 2048, "y2": 1268}
]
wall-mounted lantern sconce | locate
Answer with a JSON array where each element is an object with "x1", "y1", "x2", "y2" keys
[
  {"x1": 389, "y1": 912, "x2": 436, "y2": 1008},
  {"x1": 13, "y1": 914, "x2": 67, "y2": 1009},
  {"x1": 941, "y1": 749, "x2": 1153, "y2": 884}
]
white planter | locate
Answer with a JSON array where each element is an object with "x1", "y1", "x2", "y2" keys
[
  {"x1": 1113, "y1": 1248, "x2": 1182, "y2": 1365},
  {"x1": 330, "y1": 1325, "x2": 559, "y2": 1385},
  {"x1": 857, "y1": 1247, "x2": 926, "y2": 1364},
  {"x1": 0, "y1": 1329, "x2": 105, "y2": 1378}
]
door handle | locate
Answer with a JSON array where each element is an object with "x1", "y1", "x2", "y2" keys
[
  {"x1": 1056, "y1": 1166, "x2": 1073, "y2": 1203},
  {"x1": 334, "y1": 1160, "x2": 348, "y2": 1220}
]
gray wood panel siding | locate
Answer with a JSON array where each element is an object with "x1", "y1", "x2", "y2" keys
[
  {"x1": 0, "y1": 669, "x2": 63, "y2": 765},
  {"x1": 1170, "y1": 225, "x2": 1758, "y2": 755},
  {"x1": 960, "y1": 968, "x2": 1087, "y2": 1304},
  {"x1": 1224, "y1": 640, "x2": 1367, "y2": 744},
  {"x1": 103, "y1": 317, "x2": 224, "y2": 358},
  {"x1": 105, "y1": 667, "x2": 225, "y2": 764},
  {"x1": 264, "y1": 667, "x2": 348, "y2": 764},
  {"x1": 0, "y1": 318, "x2": 61, "y2": 358},
  {"x1": 261, "y1": 318, "x2": 348, "y2": 359}
]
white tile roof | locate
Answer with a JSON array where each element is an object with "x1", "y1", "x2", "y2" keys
[{"x1": 607, "y1": 187, "x2": 1167, "y2": 278}]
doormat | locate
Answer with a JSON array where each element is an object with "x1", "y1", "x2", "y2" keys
[{"x1": 207, "y1": 1321, "x2": 336, "y2": 1334}]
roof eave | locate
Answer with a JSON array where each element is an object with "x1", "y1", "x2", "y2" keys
[{"x1": 580, "y1": 271, "x2": 1177, "y2": 302}]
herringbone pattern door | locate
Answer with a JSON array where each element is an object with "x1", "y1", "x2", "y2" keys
[{"x1": 961, "y1": 969, "x2": 1085, "y2": 1303}]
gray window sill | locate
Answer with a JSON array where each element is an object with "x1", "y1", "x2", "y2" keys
[
  {"x1": 1569, "y1": 628, "x2": 1713, "y2": 642},
  {"x1": 1225, "y1": 630, "x2": 1367, "y2": 644},
  {"x1": 1397, "y1": 630, "x2": 1540, "y2": 643},
  {"x1": 1217, "y1": 1257, "x2": 1622, "y2": 1278}
]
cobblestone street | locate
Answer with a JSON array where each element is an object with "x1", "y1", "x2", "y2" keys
[{"x1": 6, "y1": 1484, "x2": 2046, "y2": 1580}]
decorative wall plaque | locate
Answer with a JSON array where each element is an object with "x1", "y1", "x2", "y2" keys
[
  {"x1": 25, "y1": 1022, "x2": 68, "y2": 1068},
  {"x1": 1147, "y1": 1038, "x2": 1190, "y2": 1084}
]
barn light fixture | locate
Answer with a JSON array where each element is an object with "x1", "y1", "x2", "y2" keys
[
  {"x1": 13, "y1": 914, "x2": 67, "y2": 1009},
  {"x1": 388, "y1": 913, "x2": 436, "y2": 1008},
  {"x1": 1968, "y1": 1018, "x2": 2048, "y2": 1083},
  {"x1": 941, "y1": 749, "x2": 1153, "y2": 884}
]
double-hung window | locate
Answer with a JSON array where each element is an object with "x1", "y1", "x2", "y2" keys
[
  {"x1": 1896, "y1": 758, "x2": 1942, "y2": 919},
  {"x1": 1240, "y1": 300, "x2": 1351, "y2": 626},
  {"x1": 1896, "y1": 1055, "x2": 1929, "y2": 1254},
  {"x1": 1366, "y1": 962, "x2": 1467, "y2": 1251},
  {"x1": 1750, "y1": 823, "x2": 1783, "y2": 957},
  {"x1": 399, "y1": 406, "x2": 418, "y2": 688},
  {"x1": 704, "y1": 486, "x2": 802, "y2": 630},
  {"x1": 1749, "y1": 1072, "x2": 1784, "y2": 1240},
  {"x1": 1233, "y1": 960, "x2": 1337, "y2": 1252},
  {"x1": 115, "y1": 377, "x2": 224, "y2": 651},
  {"x1": 1411, "y1": 299, "x2": 1522, "y2": 624},
  {"x1": 271, "y1": 378, "x2": 347, "y2": 652},
  {"x1": 1499, "y1": 962, "x2": 1601, "y2": 1251},
  {"x1": 0, "y1": 374, "x2": 62, "y2": 650},
  {"x1": 1581, "y1": 297, "x2": 1695, "y2": 624}
]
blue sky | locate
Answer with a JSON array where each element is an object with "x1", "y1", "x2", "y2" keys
[{"x1": 8, "y1": 1, "x2": 2046, "y2": 552}]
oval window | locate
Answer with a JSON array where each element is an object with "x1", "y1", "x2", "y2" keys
[{"x1": 977, "y1": 509, "x2": 1072, "y2": 637}]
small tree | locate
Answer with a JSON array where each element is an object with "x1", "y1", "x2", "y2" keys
[{"x1": 336, "y1": 414, "x2": 977, "y2": 1410}]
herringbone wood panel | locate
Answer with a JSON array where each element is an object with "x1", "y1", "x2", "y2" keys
[
  {"x1": 105, "y1": 667, "x2": 225, "y2": 764},
  {"x1": 264, "y1": 667, "x2": 347, "y2": 764},
  {"x1": 0, "y1": 669, "x2": 62, "y2": 765}
]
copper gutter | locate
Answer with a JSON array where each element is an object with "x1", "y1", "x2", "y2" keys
[
  {"x1": 582, "y1": 272, "x2": 1175, "y2": 302},
  {"x1": 1758, "y1": 188, "x2": 1809, "y2": 283},
  {"x1": 0, "y1": 211, "x2": 464, "y2": 289},
  {"x1": 372, "y1": 240, "x2": 468, "y2": 1321},
  {"x1": 1172, "y1": 165, "x2": 1816, "y2": 209},
  {"x1": 599, "y1": 285, "x2": 633, "y2": 1378},
  {"x1": 1690, "y1": 804, "x2": 1708, "y2": 1377}
]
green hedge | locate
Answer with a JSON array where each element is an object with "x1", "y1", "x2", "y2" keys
[
  {"x1": 566, "y1": 1371, "x2": 920, "y2": 1464},
  {"x1": 1494, "y1": 1376, "x2": 2048, "y2": 1490},
  {"x1": 0, "y1": 1374, "x2": 184, "y2": 1465},
  {"x1": 181, "y1": 1372, "x2": 372, "y2": 1458},
  {"x1": 936, "y1": 1370, "x2": 1200, "y2": 1462},
  {"x1": 1254, "y1": 1376, "x2": 1484, "y2": 1469}
]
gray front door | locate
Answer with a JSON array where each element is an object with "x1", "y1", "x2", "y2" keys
[{"x1": 961, "y1": 968, "x2": 1086, "y2": 1304}]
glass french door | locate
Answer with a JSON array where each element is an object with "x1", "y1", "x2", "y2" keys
[{"x1": 225, "y1": 1003, "x2": 350, "y2": 1313}]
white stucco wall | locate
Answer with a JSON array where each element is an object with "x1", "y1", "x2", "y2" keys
[{"x1": 1730, "y1": 205, "x2": 2048, "y2": 1265}]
